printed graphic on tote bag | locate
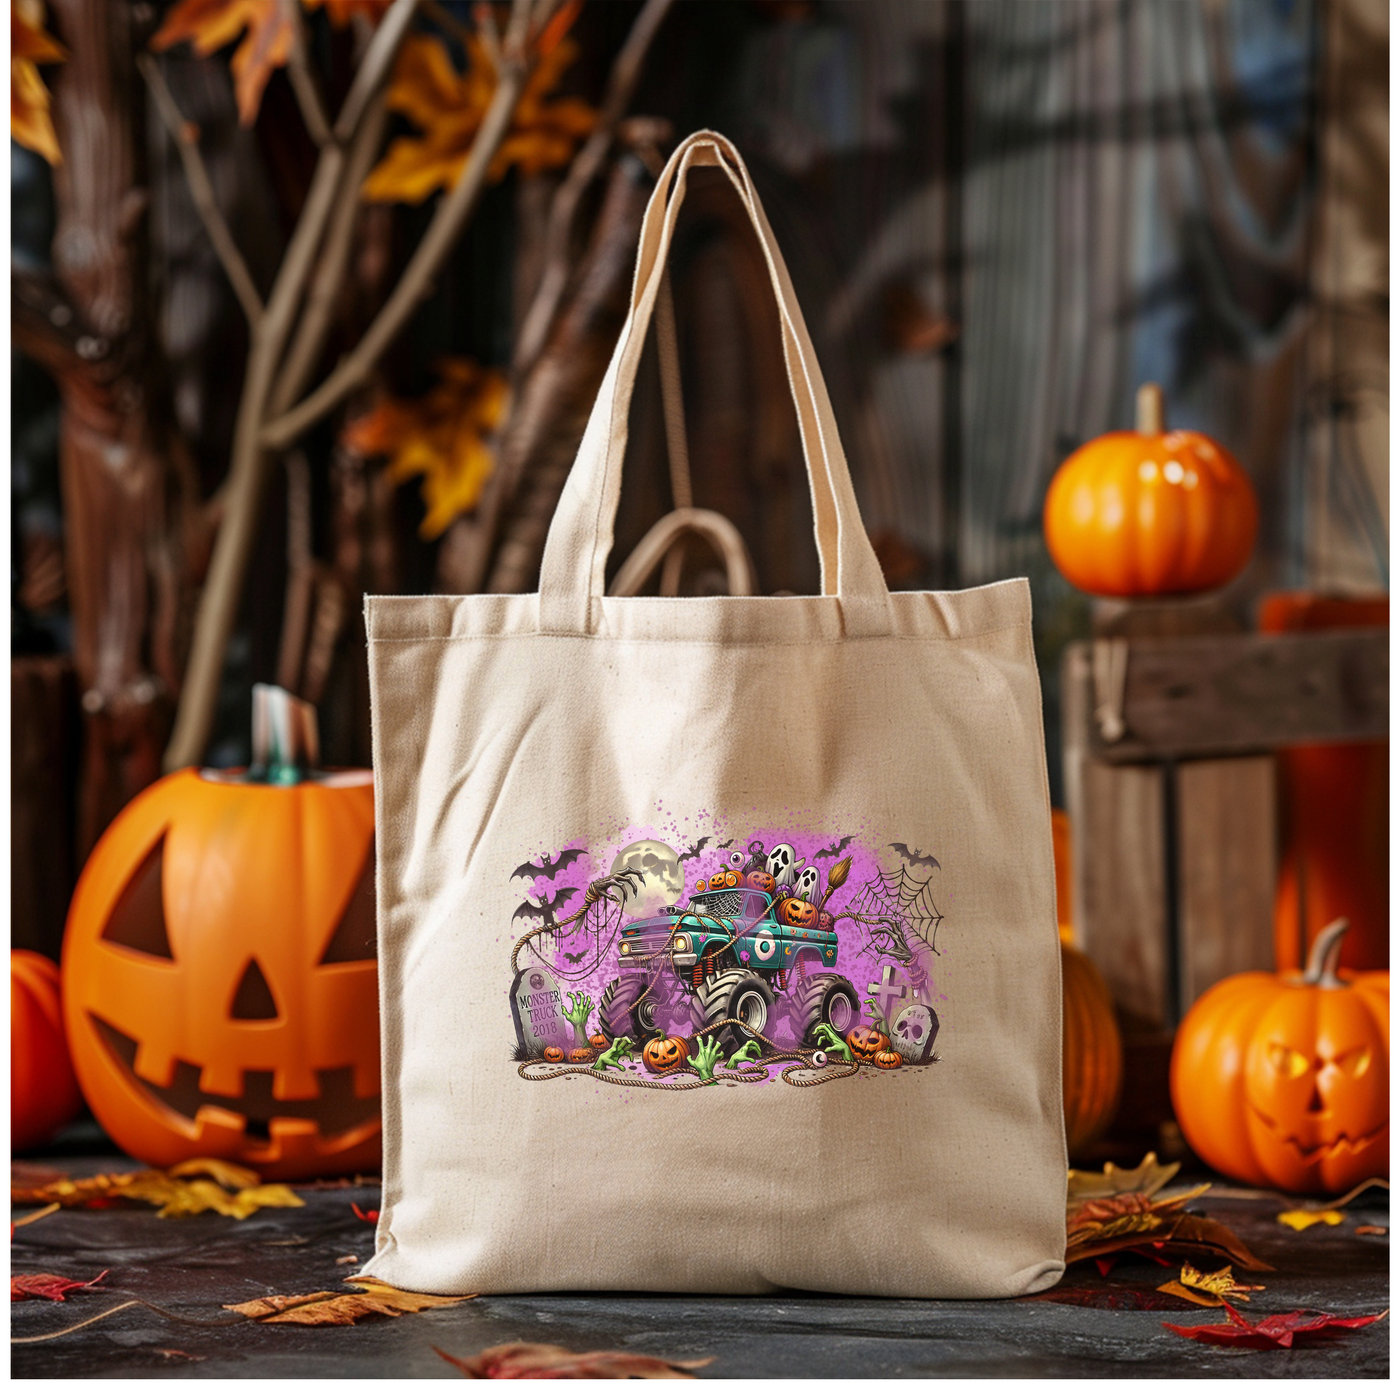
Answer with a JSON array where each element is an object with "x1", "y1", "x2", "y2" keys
[{"x1": 507, "y1": 828, "x2": 945, "y2": 1088}]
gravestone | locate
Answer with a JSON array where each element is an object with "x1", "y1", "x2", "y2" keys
[
  {"x1": 890, "y1": 1001, "x2": 939, "y2": 1064},
  {"x1": 510, "y1": 966, "x2": 571, "y2": 1055}
]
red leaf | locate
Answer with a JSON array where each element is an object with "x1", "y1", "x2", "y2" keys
[
  {"x1": 12, "y1": 1270, "x2": 109, "y2": 1301},
  {"x1": 1164, "y1": 1303, "x2": 1387, "y2": 1349},
  {"x1": 351, "y1": 1203, "x2": 379, "y2": 1223}
]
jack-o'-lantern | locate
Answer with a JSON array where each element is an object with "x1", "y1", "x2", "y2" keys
[
  {"x1": 542, "y1": 1045, "x2": 566, "y2": 1063},
  {"x1": 1171, "y1": 918, "x2": 1388, "y2": 1193},
  {"x1": 588, "y1": 1033, "x2": 609, "y2": 1050},
  {"x1": 642, "y1": 1035, "x2": 689, "y2": 1074},
  {"x1": 13, "y1": 950, "x2": 84, "y2": 1151},
  {"x1": 873, "y1": 1048, "x2": 903, "y2": 1070},
  {"x1": 722, "y1": 870, "x2": 739, "y2": 888},
  {"x1": 567, "y1": 1047, "x2": 594, "y2": 1064},
  {"x1": 1044, "y1": 383, "x2": 1258, "y2": 597},
  {"x1": 778, "y1": 898, "x2": 818, "y2": 928},
  {"x1": 61, "y1": 687, "x2": 380, "y2": 1180},
  {"x1": 745, "y1": 870, "x2": 775, "y2": 894},
  {"x1": 847, "y1": 1025, "x2": 889, "y2": 1062}
]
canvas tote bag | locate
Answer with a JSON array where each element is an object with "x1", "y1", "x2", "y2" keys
[{"x1": 364, "y1": 130, "x2": 1067, "y2": 1299}]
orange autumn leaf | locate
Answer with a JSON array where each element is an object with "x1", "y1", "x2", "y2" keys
[
  {"x1": 362, "y1": 31, "x2": 596, "y2": 204},
  {"x1": 11, "y1": 0, "x2": 67, "y2": 166},
  {"x1": 343, "y1": 358, "x2": 509, "y2": 537},
  {"x1": 151, "y1": 0, "x2": 296, "y2": 126},
  {"x1": 227, "y1": 1276, "x2": 474, "y2": 1325},
  {"x1": 1157, "y1": 1263, "x2": 1267, "y2": 1309}
]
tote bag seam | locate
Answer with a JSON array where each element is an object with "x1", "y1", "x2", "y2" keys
[{"x1": 365, "y1": 621, "x2": 1032, "y2": 648}]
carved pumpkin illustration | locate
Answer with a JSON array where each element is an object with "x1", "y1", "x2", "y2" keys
[
  {"x1": 873, "y1": 1049, "x2": 903, "y2": 1070},
  {"x1": 778, "y1": 898, "x2": 818, "y2": 928},
  {"x1": 722, "y1": 870, "x2": 739, "y2": 888},
  {"x1": 588, "y1": 1033, "x2": 609, "y2": 1050},
  {"x1": 61, "y1": 688, "x2": 380, "y2": 1179},
  {"x1": 1171, "y1": 919, "x2": 1389, "y2": 1193},
  {"x1": 567, "y1": 1047, "x2": 595, "y2": 1064},
  {"x1": 847, "y1": 1025, "x2": 889, "y2": 1062},
  {"x1": 12, "y1": 950, "x2": 84, "y2": 1151},
  {"x1": 541, "y1": 1045, "x2": 566, "y2": 1063},
  {"x1": 1044, "y1": 383, "x2": 1258, "y2": 596},
  {"x1": 1061, "y1": 943, "x2": 1124, "y2": 1159},
  {"x1": 745, "y1": 870, "x2": 776, "y2": 894},
  {"x1": 642, "y1": 1036, "x2": 689, "y2": 1074}
]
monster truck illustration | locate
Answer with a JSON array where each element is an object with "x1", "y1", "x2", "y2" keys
[{"x1": 597, "y1": 877, "x2": 859, "y2": 1051}]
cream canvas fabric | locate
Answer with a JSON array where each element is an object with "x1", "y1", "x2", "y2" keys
[{"x1": 364, "y1": 131, "x2": 1066, "y2": 1299}]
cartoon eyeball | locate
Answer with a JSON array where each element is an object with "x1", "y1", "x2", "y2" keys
[
  {"x1": 811, "y1": 1050, "x2": 828, "y2": 1068},
  {"x1": 753, "y1": 937, "x2": 778, "y2": 962},
  {"x1": 728, "y1": 850, "x2": 746, "y2": 870}
]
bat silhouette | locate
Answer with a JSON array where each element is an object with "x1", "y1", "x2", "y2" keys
[
  {"x1": 717, "y1": 837, "x2": 736, "y2": 849},
  {"x1": 563, "y1": 949, "x2": 588, "y2": 965},
  {"x1": 679, "y1": 837, "x2": 710, "y2": 861},
  {"x1": 888, "y1": 843, "x2": 940, "y2": 871},
  {"x1": 816, "y1": 835, "x2": 855, "y2": 859},
  {"x1": 511, "y1": 848, "x2": 586, "y2": 881},
  {"x1": 512, "y1": 888, "x2": 578, "y2": 925}
]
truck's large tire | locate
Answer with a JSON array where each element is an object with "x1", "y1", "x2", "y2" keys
[
  {"x1": 794, "y1": 973, "x2": 860, "y2": 1046},
  {"x1": 697, "y1": 970, "x2": 775, "y2": 1051},
  {"x1": 598, "y1": 972, "x2": 663, "y2": 1043}
]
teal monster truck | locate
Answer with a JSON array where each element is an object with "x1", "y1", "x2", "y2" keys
[{"x1": 597, "y1": 880, "x2": 859, "y2": 1052}]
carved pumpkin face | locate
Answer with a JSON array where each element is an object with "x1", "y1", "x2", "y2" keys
[
  {"x1": 873, "y1": 1049, "x2": 903, "y2": 1069},
  {"x1": 1171, "y1": 920, "x2": 1389, "y2": 1193},
  {"x1": 642, "y1": 1036, "x2": 689, "y2": 1074},
  {"x1": 778, "y1": 898, "x2": 818, "y2": 928},
  {"x1": 568, "y1": 1047, "x2": 595, "y2": 1064},
  {"x1": 847, "y1": 1025, "x2": 889, "y2": 1061},
  {"x1": 745, "y1": 870, "x2": 776, "y2": 894},
  {"x1": 588, "y1": 1033, "x2": 609, "y2": 1050},
  {"x1": 61, "y1": 767, "x2": 380, "y2": 1179},
  {"x1": 541, "y1": 1045, "x2": 566, "y2": 1063}
]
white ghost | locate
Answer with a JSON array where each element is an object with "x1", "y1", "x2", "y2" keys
[
  {"x1": 766, "y1": 843, "x2": 796, "y2": 889},
  {"x1": 793, "y1": 865, "x2": 821, "y2": 905}
]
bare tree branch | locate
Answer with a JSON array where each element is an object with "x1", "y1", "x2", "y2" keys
[
  {"x1": 334, "y1": 0, "x2": 422, "y2": 143},
  {"x1": 137, "y1": 53, "x2": 265, "y2": 326},
  {"x1": 511, "y1": 0, "x2": 675, "y2": 375},
  {"x1": 280, "y1": 0, "x2": 334, "y2": 148}
]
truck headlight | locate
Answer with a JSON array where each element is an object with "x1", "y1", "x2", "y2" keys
[
  {"x1": 619, "y1": 942, "x2": 630, "y2": 956},
  {"x1": 673, "y1": 935, "x2": 689, "y2": 951}
]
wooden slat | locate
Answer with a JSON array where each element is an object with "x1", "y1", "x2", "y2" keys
[
  {"x1": 1177, "y1": 757, "x2": 1278, "y2": 1009},
  {"x1": 1083, "y1": 629, "x2": 1388, "y2": 762}
]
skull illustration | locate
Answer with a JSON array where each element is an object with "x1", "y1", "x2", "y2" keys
[
  {"x1": 766, "y1": 844, "x2": 796, "y2": 889},
  {"x1": 793, "y1": 865, "x2": 821, "y2": 905}
]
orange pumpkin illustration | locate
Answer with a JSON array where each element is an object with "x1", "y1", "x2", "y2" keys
[
  {"x1": 873, "y1": 1048, "x2": 903, "y2": 1070},
  {"x1": 642, "y1": 1036, "x2": 689, "y2": 1075},
  {"x1": 847, "y1": 1025, "x2": 890, "y2": 1062},
  {"x1": 778, "y1": 898, "x2": 818, "y2": 928},
  {"x1": 541, "y1": 1045, "x2": 566, "y2": 1063}
]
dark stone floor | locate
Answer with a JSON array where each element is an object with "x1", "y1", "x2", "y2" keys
[{"x1": 11, "y1": 1131, "x2": 1389, "y2": 1379}]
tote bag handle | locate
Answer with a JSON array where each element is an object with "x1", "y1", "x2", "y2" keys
[
  {"x1": 537, "y1": 130, "x2": 894, "y2": 637},
  {"x1": 608, "y1": 506, "x2": 757, "y2": 598}
]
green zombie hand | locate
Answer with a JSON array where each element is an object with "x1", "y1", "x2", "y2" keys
[
  {"x1": 725, "y1": 1039, "x2": 762, "y2": 1072},
  {"x1": 863, "y1": 998, "x2": 892, "y2": 1038},
  {"x1": 813, "y1": 1023, "x2": 853, "y2": 1062},
  {"x1": 688, "y1": 1034, "x2": 723, "y2": 1082},
  {"x1": 562, "y1": 991, "x2": 595, "y2": 1047},
  {"x1": 595, "y1": 1036, "x2": 634, "y2": 1072}
]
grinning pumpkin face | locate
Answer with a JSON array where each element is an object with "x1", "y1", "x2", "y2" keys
[
  {"x1": 588, "y1": 1033, "x2": 610, "y2": 1050},
  {"x1": 642, "y1": 1036, "x2": 689, "y2": 1075},
  {"x1": 61, "y1": 767, "x2": 381, "y2": 1180},
  {"x1": 567, "y1": 1047, "x2": 595, "y2": 1064},
  {"x1": 778, "y1": 898, "x2": 818, "y2": 928},
  {"x1": 541, "y1": 1045, "x2": 566, "y2": 1063},
  {"x1": 873, "y1": 1049, "x2": 903, "y2": 1070},
  {"x1": 847, "y1": 1025, "x2": 889, "y2": 1061},
  {"x1": 745, "y1": 870, "x2": 776, "y2": 894}
]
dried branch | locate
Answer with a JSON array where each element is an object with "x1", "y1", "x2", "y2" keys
[
  {"x1": 280, "y1": 0, "x2": 333, "y2": 148},
  {"x1": 275, "y1": 450, "x2": 316, "y2": 693},
  {"x1": 137, "y1": 53, "x2": 264, "y2": 326},
  {"x1": 511, "y1": 0, "x2": 676, "y2": 375},
  {"x1": 334, "y1": 0, "x2": 422, "y2": 143}
]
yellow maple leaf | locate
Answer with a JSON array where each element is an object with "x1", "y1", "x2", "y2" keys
[
  {"x1": 227, "y1": 1276, "x2": 475, "y2": 1325},
  {"x1": 1277, "y1": 1207, "x2": 1346, "y2": 1232},
  {"x1": 118, "y1": 1176, "x2": 304, "y2": 1220},
  {"x1": 1157, "y1": 1262, "x2": 1266, "y2": 1307},
  {"x1": 343, "y1": 358, "x2": 509, "y2": 537},
  {"x1": 1068, "y1": 1151, "x2": 1183, "y2": 1202},
  {"x1": 362, "y1": 31, "x2": 596, "y2": 204},
  {"x1": 11, "y1": 0, "x2": 66, "y2": 166}
]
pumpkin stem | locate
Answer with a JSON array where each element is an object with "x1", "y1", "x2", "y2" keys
[
  {"x1": 248, "y1": 684, "x2": 319, "y2": 785},
  {"x1": 1136, "y1": 382, "x2": 1165, "y2": 435},
  {"x1": 1301, "y1": 917, "x2": 1351, "y2": 989}
]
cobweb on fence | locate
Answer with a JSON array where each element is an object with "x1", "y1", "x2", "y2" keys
[{"x1": 841, "y1": 866, "x2": 944, "y2": 973}]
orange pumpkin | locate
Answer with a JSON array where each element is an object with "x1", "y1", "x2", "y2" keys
[
  {"x1": 568, "y1": 1047, "x2": 595, "y2": 1064},
  {"x1": 778, "y1": 898, "x2": 817, "y2": 928},
  {"x1": 1044, "y1": 383, "x2": 1258, "y2": 597},
  {"x1": 12, "y1": 950, "x2": 84, "y2": 1151},
  {"x1": 1061, "y1": 943, "x2": 1124, "y2": 1159},
  {"x1": 588, "y1": 1033, "x2": 610, "y2": 1050},
  {"x1": 61, "y1": 687, "x2": 380, "y2": 1179},
  {"x1": 745, "y1": 870, "x2": 776, "y2": 894},
  {"x1": 642, "y1": 1036, "x2": 689, "y2": 1074},
  {"x1": 541, "y1": 1045, "x2": 566, "y2": 1063},
  {"x1": 1171, "y1": 918, "x2": 1388, "y2": 1193},
  {"x1": 872, "y1": 1048, "x2": 902, "y2": 1070},
  {"x1": 847, "y1": 1025, "x2": 889, "y2": 1062}
]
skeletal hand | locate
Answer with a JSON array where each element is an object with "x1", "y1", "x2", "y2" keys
[
  {"x1": 813, "y1": 1023, "x2": 853, "y2": 1062},
  {"x1": 688, "y1": 1034, "x2": 723, "y2": 1082},
  {"x1": 586, "y1": 870, "x2": 645, "y2": 907},
  {"x1": 596, "y1": 1035, "x2": 635, "y2": 1072},
  {"x1": 725, "y1": 1039, "x2": 762, "y2": 1072}
]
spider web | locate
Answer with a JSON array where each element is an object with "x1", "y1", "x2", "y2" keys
[{"x1": 841, "y1": 866, "x2": 944, "y2": 971}]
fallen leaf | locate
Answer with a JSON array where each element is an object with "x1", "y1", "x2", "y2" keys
[
  {"x1": 343, "y1": 357, "x2": 509, "y2": 537},
  {"x1": 1355, "y1": 1224, "x2": 1386, "y2": 1237},
  {"x1": 1164, "y1": 1303, "x2": 1387, "y2": 1350},
  {"x1": 1068, "y1": 1152, "x2": 1182, "y2": 1202},
  {"x1": 11, "y1": 0, "x2": 66, "y2": 164},
  {"x1": 227, "y1": 1277, "x2": 475, "y2": 1325},
  {"x1": 12, "y1": 1161, "x2": 303, "y2": 1220},
  {"x1": 12, "y1": 1171, "x2": 143, "y2": 1207},
  {"x1": 351, "y1": 1202, "x2": 379, "y2": 1223},
  {"x1": 11, "y1": 1203, "x2": 61, "y2": 1232},
  {"x1": 168, "y1": 1158, "x2": 262, "y2": 1191},
  {"x1": 434, "y1": 1342, "x2": 712, "y2": 1378},
  {"x1": 12, "y1": 1270, "x2": 109, "y2": 1302},
  {"x1": 118, "y1": 1177, "x2": 304, "y2": 1220},
  {"x1": 1065, "y1": 1192, "x2": 1271, "y2": 1272},
  {"x1": 336, "y1": 1255, "x2": 359, "y2": 1265},
  {"x1": 362, "y1": 30, "x2": 595, "y2": 204},
  {"x1": 1277, "y1": 1208, "x2": 1346, "y2": 1232},
  {"x1": 151, "y1": 0, "x2": 295, "y2": 126},
  {"x1": 1156, "y1": 1263, "x2": 1266, "y2": 1308}
]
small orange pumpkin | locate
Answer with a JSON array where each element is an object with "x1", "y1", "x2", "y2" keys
[
  {"x1": 745, "y1": 870, "x2": 776, "y2": 894},
  {"x1": 778, "y1": 898, "x2": 817, "y2": 928},
  {"x1": 873, "y1": 1048, "x2": 902, "y2": 1070},
  {"x1": 12, "y1": 950, "x2": 84, "y2": 1151},
  {"x1": 642, "y1": 1036, "x2": 689, "y2": 1075},
  {"x1": 1061, "y1": 943, "x2": 1124, "y2": 1159},
  {"x1": 567, "y1": 1047, "x2": 595, "y2": 1064},
  {"x1": 1171, "y1": 918, "x2": 1388, "y2": 1193},
  {"x1": 541, "y1": 1045, "x2": 566, "y2": 1063},
  {"x1": 847, "y1": 1025, "x2": 889, "y2": 1061},
  {"x1": 588, "y1": 1032, "x2": 610, "y2": 1050},
  {"x1": 1044, "y1": 383, "x2": 1258, "y2": 597}
]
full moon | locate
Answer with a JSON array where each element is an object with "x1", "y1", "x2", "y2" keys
[{"x1": 609, "y1": 840, "x2": 684, "y2": 914}]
